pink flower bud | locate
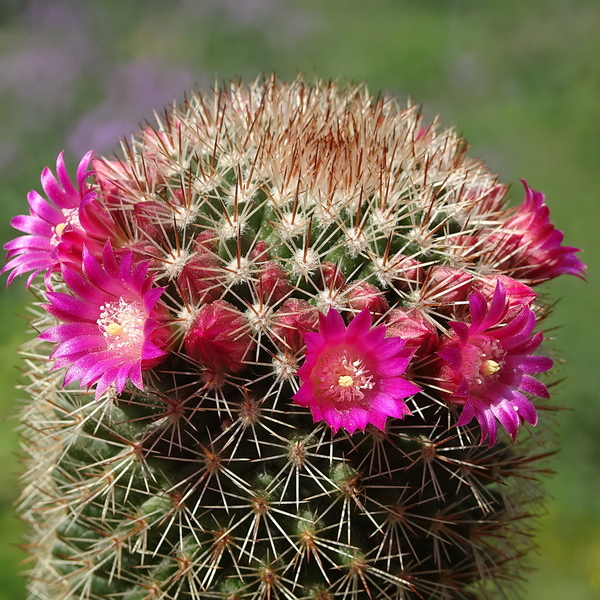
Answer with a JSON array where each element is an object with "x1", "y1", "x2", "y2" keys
[
  {"x1": 184, "y1": 300, "x2": 254, "y2": 374},
  {"x1": 385, "y1": 308, "x2": 438, "y2": 358},
  {"x1": 134, "y1": 201, "x2": 173, "y2": 239},
  {"x1": 425, "y1": 266, "x2": 473, "y2": 314},
  {"x1": 318, "y1": 262, "x2": 346, "y2": 289},
  {"x1": 138, "y1": 127, "x2": 177, "y2": 186},
  {"x1": 473, "y1": 275, "x2": 536, "y2": 320},
  {"x1": 258, "y1": 260, "x2": 292, "y2": 303},
  {"x1": 390, "y1": 255, "x2": 425, "y2": 290},
  {"x1": 93, "y1": 158, "x2": 135, "y2": 207},
  {"x1": 94, "y1": 153, "x2": 165, "y2": 201},
  {"x1": 113, "y1": 241, "x2": 161, "y2": 270},
  {"x1": 178, "y1": 251, "x2": 223, "y2": 304},
  {"x1": 345, "y1": 282, "x2": 389, "y2": 315},
  {"x1": 271, "y1": 299, "x2": 319, "y2": 353},
  {"x1": 464, "y1": 183, "x2": 507, "y2": 214},
  {"x1": 141, "y1": 126, "x2": 171, "y2": 153},
  {"x1": 446, "y1": 234, "x2": 480, "y2": 262},
  {"x1": 195, "y1": 230, "x2": 219, "y2": 253},
  {"x1": 416, "y1": 126, "x2": 429, "y2": 141},
  {"x1": 250, "y1": 241, "x2": 271, "y2": 263}
]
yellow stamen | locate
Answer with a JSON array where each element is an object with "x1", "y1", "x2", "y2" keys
[
  {"x1": 338, "y1": 375, "x2": 354, "y2": 387},
  {"x1": 481, "y1": 359, "x2": 500, "y2": 376},
  {"x1": 106, "y1": 323, "x2": 123, "y2": 336},
  {"x1": 55, "y1": 223, "x2": 66, "y2": 237}
]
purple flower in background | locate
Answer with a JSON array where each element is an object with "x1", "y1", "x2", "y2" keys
[
  {"x1": 293, "y1": 308, "x2": 419, "y2": 434},
  {"x1": 436, "y1": 282, "x2": 553, "y2": 446},
  {"x1": 0, "y1": 1, "x2": 91, "y2": 118},
  {"x1": 40, "y1": 243, "x2": 171, "y2": 399},
  {"x1": 68, "y1": 59, "x2": 197, "y2": 156},
  {"x1": 197, "y1": 0, "x2": 275, "y2": 23}
]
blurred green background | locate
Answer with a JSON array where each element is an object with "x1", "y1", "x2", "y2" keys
[{"x1": 0, "y1": 0, "x2": 597, "y2": 598}]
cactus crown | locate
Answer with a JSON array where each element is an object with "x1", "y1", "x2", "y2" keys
[{"x1": 8, "y1": 76, "x2": 585, "y2": 600}]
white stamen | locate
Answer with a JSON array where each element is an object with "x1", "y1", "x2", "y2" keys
[{"x1": 97, "y1": 298, "x2": 145, "y2": 352}]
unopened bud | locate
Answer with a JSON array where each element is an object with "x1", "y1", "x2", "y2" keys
[
  {"x1": 250, "y1": 241, "x2": 271, "y2": 263},
  {"x1": 113, "y1": 241, "x2": 160, "y2": 270},
  {"x1": 271, "y1": 299, "x2": 319, "y2": 353},
  {"x1": 178, "y1": 251, "x2": 224, "y2": 304},
  {"x1": 184, "y1": 300, "x2": 254, "y2": 373},
  {"x1": 318, "y1": 262, "x2": 345, "y2": 289},
  {"x1": 345, "y1": 282, "x2": 389, "y2": 315},
  {"x1": 473, "y1": 275, "x2": 536, "y2": 320},
  {"x1": 258, "y1": 261, "x2": 292, "y2": 303},
  {"x1": 134, "y1": 201, "x2": 173, "y2": 239},
  {"x1": 195, "y1": 229, "x2": 219, "y2": 253},
  {"x1": 92, "y1": 158, "x2": 130, "y2": 207},
  {"x1": 391, "y1": 255, "x2": 425, "y2": 290},
  {"x1": 424, "y1": 266, "x2": 473, "y2": 314},
  {"x1": 385, "y1": 308, "x2": 438, "y2": 358}
]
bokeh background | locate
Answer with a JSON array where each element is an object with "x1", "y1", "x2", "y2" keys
[{"x1": 0, "y1": 1, "x2": 598, "y2": 598}]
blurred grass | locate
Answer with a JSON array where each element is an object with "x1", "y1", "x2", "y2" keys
[
  {"x1": 0, "y1": 286, "x2": 28, "y2": 599},
  {"x1": 1, "y1": 1, "x2": 598, "y2": 598}
]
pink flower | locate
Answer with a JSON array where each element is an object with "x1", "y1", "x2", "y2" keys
[
  {"x1": 436, "y1": 281, "x2": 553, "y2": 446},
  {"x1": 39, "y1": 243, "x2": 171, "y2": 399},
  {"x1": 293, "y1": 308, "x2": 420, "y2": 434},
  {"x1": 472, "y1": 275, "x2": 536, "y2": 321},
  {"x1": 3, "y1": 151, "x2": 119, "y2": 287},
  {"x1": 494, "y1": 181, "x2": 586, "y2": 282}
]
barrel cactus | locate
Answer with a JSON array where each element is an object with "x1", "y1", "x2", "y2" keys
[{"x1": 4, "y1": 76, "x2": 585, "y2": 600}]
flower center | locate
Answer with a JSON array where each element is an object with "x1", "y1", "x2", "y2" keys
[
  {"x1": 314, "y1": 349, "x2": 374, "y2": 407},
  {"x1": 463, "y1": 337, "x2": 506, "y2": 389},
  {"x1": 481, "y1": 359, "x2": 501, "y2": 376},
  {"x1": 97, "y1": 298, "x2": 146, "y2": 353},
  {"x1": 106, "y1": 323, "x2": 123, "y2": 336},
  {"x1": 338, "y1": 375, "x2": 354, "y2": 387},
  {"x1": 50, "y1": 208, "x2": 82, "y2": 245}
]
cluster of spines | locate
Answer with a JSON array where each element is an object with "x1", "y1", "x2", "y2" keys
[
  {"x1": 18, "y1": 305, "x2": 554, "y2": 600},
  {"x1": 9, "y1": 76, "x2": 579, "y2": 600}
]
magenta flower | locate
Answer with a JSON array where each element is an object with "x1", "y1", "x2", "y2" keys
[
  {"x1": 495, "y1": 181, "x2": 586, "y2": 282},
  {"x1": 293, "y1": 308, "x2": 420, "y2": 434},
  {"x1": 2, "y1": 151, "x2": 97, "y2": 286},
  {"x1": 436, "y1": 281, "x2": 553, "y2": 446},
  {"x1": 39, "y1": 243, "x2": 171, "y2": 399}
]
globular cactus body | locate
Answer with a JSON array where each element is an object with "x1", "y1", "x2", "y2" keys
[{"x1": 6, "y1": 77, "x2": 585, "y2": 600}]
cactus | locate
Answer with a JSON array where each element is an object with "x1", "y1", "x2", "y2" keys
[{"x1": 5, "y1": 76, "x2": 585, "y2": 600}]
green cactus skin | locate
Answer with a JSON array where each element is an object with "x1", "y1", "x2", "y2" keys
[{"x1": 17, "y1": 76, "x2": 555, "y2": 600}]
